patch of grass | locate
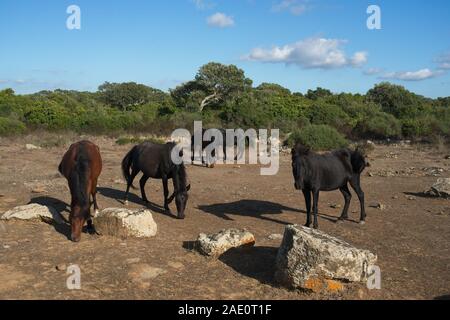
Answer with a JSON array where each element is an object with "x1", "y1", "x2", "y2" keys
[{"x1": 116, "y1": 135, "x2": 167, "y2": 146}]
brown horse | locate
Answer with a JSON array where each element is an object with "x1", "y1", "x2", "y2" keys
[{"x1": 59, "y1": 141, "x2": 102, "y2": 242}]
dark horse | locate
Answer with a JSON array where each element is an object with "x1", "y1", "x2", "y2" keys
[
  {"x1": 191, "y1": 128, "x2": 228, "y2": 168},
  {"x1": 59, "y1": 141, "x2": 102, "y2": 242},
  {"x1": 191, "y1": 128, "x2": 244, "y2": 167},
  {"x1": 291, "y1": 143, "x2": 369, "y2": 229},
  {"x1": 122, "y1": 141, "x2": 190, "y2": 219}
]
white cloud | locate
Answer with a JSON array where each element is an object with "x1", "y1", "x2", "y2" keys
[
  {"x1": 436, "y1": 52, "x2": 450, "y2": 70},
  {"x1": 243, "y1": 37, "x2": 368, "y2": 69},
  {"x1": 207, "y1": 12, "x2": 235, "y2": 28},
  {"x1": 272, "y1": 0, "x2": 311, "y2": 16},
  {"x1": 192, "y1": 0, "x2": 215, "y2": 10},
  {"x1": 380, "y1": 68, "x2": 443, "y2": 81},
  {"x1": 350, "y1": 52, "x2": 368, "y2": 67},
  {"x1": 363, "y1": 67, "x2": 384, "y2": 75}
]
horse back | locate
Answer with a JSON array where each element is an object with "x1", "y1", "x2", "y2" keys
[
  {"x1": 59, "y1": 140, "x2": 102, "y2": 181},
  {"x1": 135, "y1": 142, "x2": 176, "y2": 178}
]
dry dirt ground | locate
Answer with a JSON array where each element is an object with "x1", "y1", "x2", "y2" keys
[{"x1": 0, "y1": 136, "x2": 449, "y2": 300}]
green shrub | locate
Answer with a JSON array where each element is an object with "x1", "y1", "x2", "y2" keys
[
  {"x1": 306, "y1": 102, "x2": 352, "y2": 134},
  {"x1": 400, "y1": 116, "x2": 438, "y2": 138},
  {"x1": 0, "y1": 117, "x2": 26, "y2": 136},
  {"x1": 23, "y1": 103, "x2": 72, "y2": 130},
  {"x1": 354, "y1": 112, "x2": 401, "y2": 139},
  {"x1": 285, "y1": 125, "x2": 348, "y2": 150}
]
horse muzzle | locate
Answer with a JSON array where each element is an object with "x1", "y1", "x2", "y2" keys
[{"x1": 71, "y1": 234, "x2": 81, "y2": 242}]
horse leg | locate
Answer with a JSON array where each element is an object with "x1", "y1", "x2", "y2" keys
[
  {"x1": 124, "y1": 168, "x2": 139, "y2": 205},
  {"x1": 91, "y1": 179, "x2": 99, "y2": 216},
  {"x1": 162, "y1": 176, "x2": 171, "y2": 213},
  {"x1": 302, "y1": 189, "x2": 312, "y2": 228},
  {"x1": 312, "y1": 190, "x2": 320, "y2": 229},
  {"x1": 350, "y1": 175, "x2": 366, "y2": 224},
  {"x1": 338, "y1": 184, "x2": 352, "y2": 222},
  {"x1": 140, "y1": 175, "x2": 150, "y2": 205}
]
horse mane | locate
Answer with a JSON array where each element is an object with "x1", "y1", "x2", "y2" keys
[
  {"x1": 70, "y1": 144, "x2": 90, "y2": 211},
  {"x1": 174, "y1": 163, "x2": 188, "y2": 192},
  {"x1": 350, "y1": 148, "x2": 367, "y2": 174},
  {"x1": 292, "y1": 143, "x2": 311, "y2": 157}
]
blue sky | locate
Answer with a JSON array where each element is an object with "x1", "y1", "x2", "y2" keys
[{"x1": 0, "y1": 0, "x2": 449, "y2": 97}]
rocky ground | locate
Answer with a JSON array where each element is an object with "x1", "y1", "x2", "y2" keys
[{"x1": 0, "y1": 136, "x2": 449, "y2": 300}]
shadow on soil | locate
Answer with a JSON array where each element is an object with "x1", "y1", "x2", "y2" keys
[
  {"x1": 198, "y1": 199, "x2": 338, "y2": 225},
  {"x1": 97, "y1": 187, "x2": 179, "y2": 219},
  {"x1": 29, "y1": 196, "x2": 103, "y2": 240},
  {"x1": 403, "y1": 191, "x2": 438, "y2": 199},
  {"x1": 219, "y1": 246, "x2": 279, "y2": 285},
  {"x1": 29, "y1": 196, "x2": 72, "y2": 240}
]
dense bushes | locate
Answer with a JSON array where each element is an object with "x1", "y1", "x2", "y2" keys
[
  {"x1": 0, "y1": 117, "x2": 26, "y2": 135},
  {"x1": 354, "y1": 112, "x2": 401, "y2": 139},
  {"x1": 0, "y1": 63, "x2": 449, "y2": 150},
  {"x1": 286, "y1": 125, "x2": 348, "y2": 150}
]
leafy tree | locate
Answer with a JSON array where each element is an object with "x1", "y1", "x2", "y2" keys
[
  {"x1": 306, "y1": 87, "x2": 333, "y2": 100},
  {"x1": 98, "y1": 82, "x2": 155, "y2": 111},
  {"x1": 171, "y1": 62, "x2": 252, "y2": 112}
]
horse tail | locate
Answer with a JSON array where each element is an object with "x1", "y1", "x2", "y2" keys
[
  {"x1": 71, "y1": 147, "x2": 90, "y2": 210},
  {"x1": 122, "y1": 146, "x2": 138, "y2": 189}
]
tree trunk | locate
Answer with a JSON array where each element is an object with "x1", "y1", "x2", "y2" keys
[{"x1": 199, "y1": 92, "x2": 219, "y2": 112}]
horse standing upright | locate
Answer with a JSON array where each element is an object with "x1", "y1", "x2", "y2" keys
[
  {"x1": 59, "y1": 141, "x2": 102, "y2": 242},
  {"x1": 121, "y1": 141, "x2": 190, "y2": 219},
  {"x1": 291, "y1": 143, "x2": 370, "y2": 229}
]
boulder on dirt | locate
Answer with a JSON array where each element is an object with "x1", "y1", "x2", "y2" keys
[
  {"x1": 275, "y1": 225, "x2": 377, "y2": 293},
  {"x1": 25, "y1": 144, "x2": 41, "y2": 150},
  {"x1": 369, "y1": 202, "x2": 386, "y2": 210},
  {"x1": 93, "y1": 208, "x2": 157, "y2": 238},
  {"x1": 196, "y1": 229, "x2": 255, "y2": 257},
  {"x1": 427, "y1": 178, "x2": 450, "y2": 199},
  {"x1": 0, "y1": 204, "x2": 64, "y2": 224}
]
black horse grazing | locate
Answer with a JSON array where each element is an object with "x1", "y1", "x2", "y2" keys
[
  {"x1": 291, "y1": 143, "x2": 370, "y2": 229},
  {"x1": 121, "y1": 142, "x2": 190, "y2": 219},
  {"x1": 191, "y1": 128, "x2": 228, "y2": 168}
]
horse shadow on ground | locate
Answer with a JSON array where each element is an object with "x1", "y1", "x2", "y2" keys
[
  {"x1": 219, "y1": 246, "x2": 279, "y2": 285},
  {"x1": 404, "y1": 191, "x2": 437, "y2": 199},
  {"x1": 97, "y1": 187, "x2": 178, "y2": 219},
  {"x1": 28, "y1": 196, "x2": 72, "y2": 240},
  {"x1": 197, "y1": 199, "x2": 337, "y2": 225}
]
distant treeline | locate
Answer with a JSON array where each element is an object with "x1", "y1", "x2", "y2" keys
[{"x1": 1, "y1": 62, "x2": 449, "y2": 149}]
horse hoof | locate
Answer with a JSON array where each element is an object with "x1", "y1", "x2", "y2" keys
[
  {"x1": 337, "y1": 219, "x2": 345, "y2": 224},
  {"x1": 94, "y1": 210, "x2": 100, "y2": 217},
  {"x1": 359, "y1": 221, "x2": 366, "y2": 225},
  {"x1": 124, "y1": 200, "x2": 129, "y2": 206}
]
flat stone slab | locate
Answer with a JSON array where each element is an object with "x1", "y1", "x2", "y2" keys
[
  {"x1": 196, "y1": 228, "x2": 255, "y2": 257},
  {"x1": 0, "y1": 204, "x2": 64, "y2": 225},
  {"x1": 94, "y1": 208, "x2": 157, "y2": 239},
  {"x1": 275, "y1": 225, "x2": 377, "y2": 292}
]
